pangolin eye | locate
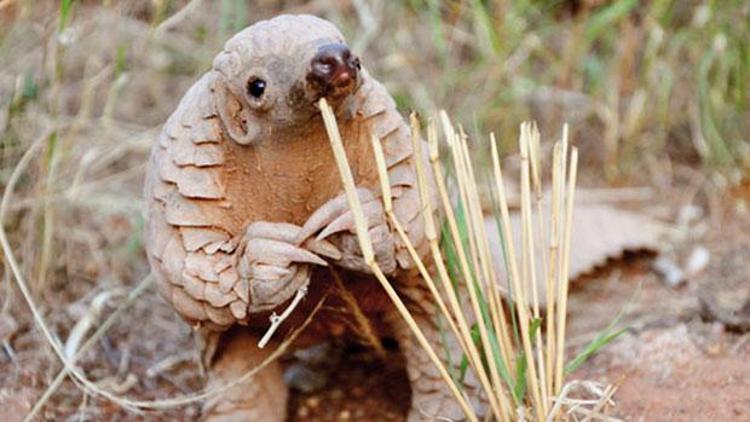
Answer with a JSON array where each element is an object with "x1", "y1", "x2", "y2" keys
[{"x1": 247, "y1": 78, "x2": 266, "y2": 99}]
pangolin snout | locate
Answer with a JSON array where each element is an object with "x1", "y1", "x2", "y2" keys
[{"x1": 308, "y1": 43, "x2": 360, "y2": 98}]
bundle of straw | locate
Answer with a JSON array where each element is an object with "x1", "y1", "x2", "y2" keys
[{"x1": 319, "y1": 98, "x2": 616, "y2": 421}]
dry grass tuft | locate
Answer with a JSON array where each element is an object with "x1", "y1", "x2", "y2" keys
[{"x1": 321, "y1": 98, "x2": 619, "y2": 421}]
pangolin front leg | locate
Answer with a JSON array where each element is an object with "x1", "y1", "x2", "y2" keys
[
  {"x1": 297, "y1": 187, "x2": 397, "y2": 274},
  {"x1": 147, "y1": 196, "x2": 335, "y2": 329},
  {"x1": 239, "y1": 221, "x2": 339, "y2": 312},
  {"x1": 295, "y1": 117, "x2": 429, "y2": 276}
]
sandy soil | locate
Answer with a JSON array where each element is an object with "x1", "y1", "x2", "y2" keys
[{"x1": 2, "y1": 204, "x2": 749, "y2": 421}]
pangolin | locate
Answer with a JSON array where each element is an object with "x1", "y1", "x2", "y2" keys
[{"x1": 145, "y1": 14, "x2": 483, "y2": 421}]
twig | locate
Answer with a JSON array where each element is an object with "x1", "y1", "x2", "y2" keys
[
  {"x1": 580, "y1": 384, "x2": 618, "y2": 422},
  {"x1": 146, "y1": 351, "x2": 195, "y2": 378},
  {"x1": 329, "y1": 266, "x2": 386, "y2": 359},
  {"x1": 64, "y1": 290, "x2": 120, "y2": 360},
  {"x1": 258, "y1": 285, "x2": 308, "y2": 348},
  {"x1": 26, "y1": 276, "x2": 152, "y2": 421},
  {"x1": 154, "y1": 0, "x2": 204, "y2": 37}
]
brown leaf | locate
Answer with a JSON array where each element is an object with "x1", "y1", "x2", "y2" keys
[{"x1": 486, "y1": 203, "x2": 669, "y2": 307}]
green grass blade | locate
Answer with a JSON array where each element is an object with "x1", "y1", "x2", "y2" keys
[
  {"x1": 698, "y1": 49, "x2": 736, "y2": 167},
  {"x1": 584, "y1": 0, "x2": 638, "y2": 43},
  {"x1": 513, "y1": 353, "x2": 527, "y2": 403},
  {"x1": 563, "y1": 301, "x2": 631, "y2": 376},
  {"x1": 59, "y1": 0, "x2": 75, "y2": 31},
  {"x1": 564, "y1": 326, "x2": 627, "y2": 375}
]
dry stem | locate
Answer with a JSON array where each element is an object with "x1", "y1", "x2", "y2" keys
[{"x1": 319, "y1": 98, "x2": 477, "y2": 421}]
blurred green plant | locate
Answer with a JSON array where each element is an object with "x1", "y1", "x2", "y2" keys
[
  {"x1": 219, "y1": 0, "x2": 249, "y2": 43},
  {"x1": 386, "y1": 0, "x2": 749, "y2": 180}
]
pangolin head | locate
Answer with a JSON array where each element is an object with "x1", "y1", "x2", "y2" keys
[{"x1": 212, "y1": 15, "x2": 363, "y2": 145}]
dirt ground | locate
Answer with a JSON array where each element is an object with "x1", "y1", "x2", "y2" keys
[
  {"x1": 1, "y1": 189, "x2": 749, "y2": 421},
  {"x1": 282, "y1": 192, "x2": 750, "y2": 422},
  {"x1": 286, "y1": 185, "x2": 750, "y2": 421}
]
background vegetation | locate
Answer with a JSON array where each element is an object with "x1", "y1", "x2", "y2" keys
[{"x1": 0, "y1": 0, "x2": 748, "y2": 419}]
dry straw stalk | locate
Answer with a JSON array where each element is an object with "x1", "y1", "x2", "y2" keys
[
  {"x1": 319, "y1": 98, "x2": 595, "y2": 421},
  {"x1": 318, "y1": 98, "x2": 478, "y2": 420}
]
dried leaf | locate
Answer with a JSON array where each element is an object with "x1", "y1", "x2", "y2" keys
[{"x1": 487, "y1": 203, "x2": 669, "y2": 306}]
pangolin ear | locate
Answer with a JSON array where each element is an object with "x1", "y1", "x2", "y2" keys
[
  {"x1": 215, "y1": 82, "x2": 261, "y2": 145},
  {"x1": 213, "y1": 52, "x2": 261, "y2": 146}
]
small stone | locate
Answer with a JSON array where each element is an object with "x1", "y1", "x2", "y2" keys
[
  {"x1": 685, "y1": 246, "x2": 710, "y2": 276},
  {"x1": 338, "y1": 409, "x2": 351, "y2": 420},
  {"x1": 284, "y1": 363, "x2": 327, "y2": 393},
  {"x1": 330, "y1": 389, "x2": 344, "y2": 400},
  {"x1": 329, "y1": 322, "x2": 346, "y2": 336},
  {"x1": 296, "y1": 405, "x2": 309, "y2": 418},
  {"x1": 707, "y1": 343, "x2": 722, "y2": 355},
  {"x1": 305, "y1": 396, "x2": 320, "y2": 409},
  {"x1": 677, "y1": 204, "x2": 703, "y2": 226},
  {"x1": 184, "y1": 406, "x2": 199, "y2": 418},
  {"x1": 653, "y1": 255, "x2": 684, "y2": 287},
  {"x1": 293, "y1": 342, "x2": 331, "y2": 364}
]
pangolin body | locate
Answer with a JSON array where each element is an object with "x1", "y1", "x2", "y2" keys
[
  {"x1": 145, "y1": 14, "x2": 482, "y2": 421},
  {"x1": 145, "y1": 16, "x2": 417, "y2": 328}
]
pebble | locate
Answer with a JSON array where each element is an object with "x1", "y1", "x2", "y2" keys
[
  {"x1": 653, "y1": 255, "x2": 684, "y2": 287},
  {"x1": 305, "y1": 397, "x2": 320, "y2": 409},
  {"x1": 330, "y1": 388, "x2": 344, "y2": 400},
  {"x1": 284, "y1": 363, "x2": 327, "y2": 393},
  {"x1": 293, "y1": 342, "x2": 332, "y2": 365},
  {"x1": 685, "y1": 246, "x2": 710, "y2": 276}
]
